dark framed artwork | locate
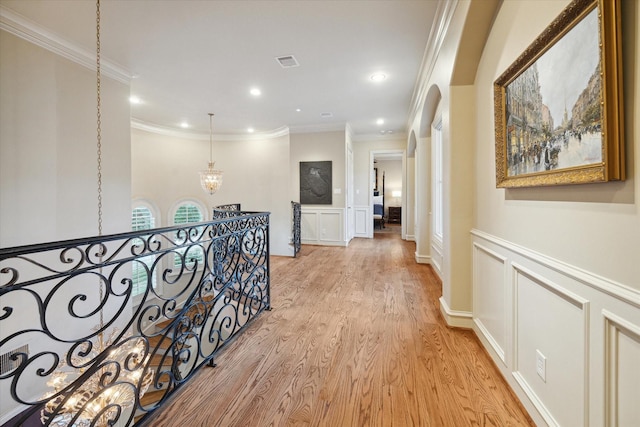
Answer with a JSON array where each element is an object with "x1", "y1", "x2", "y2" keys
[
  {"x1": 300, "y1": 161, "x2": 332, "y2": 205},
  {"x1": 494, "y1": 0, "x2": 624, "y2": 188}
]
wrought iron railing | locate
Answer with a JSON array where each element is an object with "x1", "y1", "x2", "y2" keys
[
  {"x1": 0, "y1": 211, "x2": 270, "y2": 426},
  {"x1": 291, "y1": 202, "x2": 301, "y2": 257}
]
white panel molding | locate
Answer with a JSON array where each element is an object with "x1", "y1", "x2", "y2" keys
[
  {"x1": 471, "y1": 229, "x2": 640, "y2": 309},
  {"x1": 512, "y1": 371, "x2": 561, "y2": 427},
  {"x1": 0, "y1": 5, "x2": 131, "y2": 84},
  {"x1": 429, "y1": 240, "x2": 442, "y2": 271},
  {"x1": 602, "y1": 309, "x2": 640, "y2": 427},
  {"x1": 439, "y1": 296, "x2": 473, "y2": 329},
  {"x1": 354, "y1": 206, "x2": 369, "y2": 237},
  {"x1": 474, "y1": 318, "x2": 506, "y2": 365},
  {"x1": 473, "y1": 242, "x2": 508, "y2": 365},
  {"x1": 300, "y1": 208, "x2": 347, "y2": 247},
  {"x1": 512, "y1": 262, "x2": 591, "y2": 427}
]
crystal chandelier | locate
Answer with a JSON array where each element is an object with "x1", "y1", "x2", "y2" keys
[
  {"x1": 199, "y1": 113, "x2": 224, "y2": 195},
  {"x1": 40, "y1": 331, "x2": 154, "y2": 427}
]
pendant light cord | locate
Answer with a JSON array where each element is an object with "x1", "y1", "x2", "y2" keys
[
  {"x1": 96, "y1": 0, "x2": 103, "y2": 238},
  {"x1": 209, "y1": 113, "x2": 214, "y2": 163},
  {"x1": 96, "y1": 0, "x2": 104, "y2": 348}
]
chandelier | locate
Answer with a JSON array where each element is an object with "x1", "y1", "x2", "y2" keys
[
  {"x1": 40, "y1": 331, "x2": 154, "y2": 426},
  {"x1": 199, "y1": 113, "x2": 224, "y2": 195}
]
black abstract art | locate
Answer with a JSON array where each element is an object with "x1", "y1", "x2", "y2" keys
[{"x1": 300, "y1": 161, "x2": 332, "y2": 205}]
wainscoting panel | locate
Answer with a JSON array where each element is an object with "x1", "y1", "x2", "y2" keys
[
  {"x1": 603, "y1": 310, "x2": 640, "y2": 427},
  {"x1": 354, "y1": 206, "x2": 369, "y2": 237},
  {"x1": 430, "y1": 238, "x2": 443, "y2": 273},
  {"x1": 301, "y1": 208, "x2": 346, "y2": 246},
  {"x1": 512, "y1": 264, "x2": 588, "y2": 427},
  {"x1": 471, "y1": 229, "x2": 640, "y2": 427},
  {"x1": 300, "y1": 211, "x2": 319, "y2": 241},
  {"x1": 473, "y1": 243, "x2": 507, "y2": 365}
]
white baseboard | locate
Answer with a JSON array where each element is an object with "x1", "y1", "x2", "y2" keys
[
  {"x1": 414, "y1": 252, "x2": 431, "y2": 264},
  {"x1": 405, "y1": 234, "x2": 415, "y2": 241},
  {"x1": 301, "y1": 239, "x2": 348, "y2": 247},
  {"x1": 439, "y1": 296, "x2": 473, "y2": 328}
]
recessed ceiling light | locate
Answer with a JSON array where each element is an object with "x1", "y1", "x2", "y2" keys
[
  {"x1": 129, "y1": 96, "x2": 141, "y2": 104},
  {"x1": 250, "y1": 88, "x2": 261, "y2": 96},
  {"x1": 296, "y1": 108, "x2": 301, "y2": 112},
  {"x1": 376, "y1": 118, "x2": 384, "y2": 125},
  {"x1": 180, "y1": 122, "x2": 189, "y2": 128},
  {"x1": 370, "y1": 73, "x2": 386, "y2": 82},
  {"x1": 247, "y1": 127, "x2": 255, "y2": 133}
]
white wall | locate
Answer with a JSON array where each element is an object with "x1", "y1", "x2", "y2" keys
[
  {"x1": 0, "y1": 32, "x2": 132, "y2": 246},
  {"x1": 132, "y1": 128, "x2": 293, "y2": 256},
  {"x1": 471, "y1": 1, "x2": 640, "y2": 425}
]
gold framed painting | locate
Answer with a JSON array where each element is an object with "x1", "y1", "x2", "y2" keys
[{"x1": 494, "y1": 0, "x2": 625, "y2": 188}]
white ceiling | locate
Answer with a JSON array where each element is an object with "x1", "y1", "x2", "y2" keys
[{"x1": 1, "y1": 0, "x2": 438, "y2": 138}]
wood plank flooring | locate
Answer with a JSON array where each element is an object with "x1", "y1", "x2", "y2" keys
[{"x1": 143, "y1": 234, "x2": 534, "y2": 427}]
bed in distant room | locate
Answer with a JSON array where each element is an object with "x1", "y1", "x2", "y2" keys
[
  {"x1": 373, "y1": 171, "x2": 385, "y2": 230},
  {"x1": 373, "y1": 195, "x2": 384, "y2": 229}
]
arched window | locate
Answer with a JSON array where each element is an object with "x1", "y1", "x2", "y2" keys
[
  {"x1": 131, "y1": 203, "x2": 157, "y2": 298},
  {"x1": 172, "y1": 201, "x2": 206, "y2": 270}
]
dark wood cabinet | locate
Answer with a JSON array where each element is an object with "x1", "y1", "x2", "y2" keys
[{"x1": 388, "y1": 206, "x2": 401, "y2": 224}]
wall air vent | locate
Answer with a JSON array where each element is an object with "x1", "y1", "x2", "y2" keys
[
  {"x1": 275, "y1": 55, "x2": 299, "y2": 68},
  {"x1": 0, "y1": 345, "x2": 28, "y2": 375}
]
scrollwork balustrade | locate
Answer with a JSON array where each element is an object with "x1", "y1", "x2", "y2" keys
[{"x1": 0, "y1": 212, "x2": 270, "y2": 426}]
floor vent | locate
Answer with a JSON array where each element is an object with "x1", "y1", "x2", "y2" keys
[
  {"x1": 275, "y1": 55, "x2": 299, "y2": 68},
  {"x1": 0, "y1": 345, "x2": 28, "y2": 375}
]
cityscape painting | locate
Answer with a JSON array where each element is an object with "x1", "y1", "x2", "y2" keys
[{"x1": 494, "y1": 0, "x2": 625, "y2": 188}]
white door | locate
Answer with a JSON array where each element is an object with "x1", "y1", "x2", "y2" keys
[{"x1": 347, "y1": 146, "x2": 355, "y2": 241}]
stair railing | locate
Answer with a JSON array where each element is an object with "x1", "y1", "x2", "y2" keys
[
  {"x1": 0, "y1": 211, "x2": 270, "y2": 426},
  {"x1": 291, "y1": 201, "x2": 301, "y2": 257}
]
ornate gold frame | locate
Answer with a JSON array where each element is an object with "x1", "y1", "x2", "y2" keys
[{"x1": 494, "y1": 0, "x2": 624, "y2": 188}]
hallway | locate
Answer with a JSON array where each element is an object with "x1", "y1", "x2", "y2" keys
[{"x1": 144, "y1": 234, "x2": 533, "y2": 426}]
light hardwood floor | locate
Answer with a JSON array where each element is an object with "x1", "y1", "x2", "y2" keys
[{"x1": 144, "y1": 233, "x2": 534, "y2": 426}]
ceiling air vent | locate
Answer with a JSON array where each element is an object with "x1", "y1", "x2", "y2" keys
[
  {"x1": 320, "y1": 112, "x2": 333, "y2": 118},
  {"x1": 275, "y1": 55, "x2": 299, "y2": 68}
]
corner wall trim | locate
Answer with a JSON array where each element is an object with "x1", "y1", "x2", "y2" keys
[{"x1": 439, "y1": 296, "x2": 473, "y2": 328}]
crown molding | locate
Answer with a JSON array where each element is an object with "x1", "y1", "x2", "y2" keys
[
  {"x1": 288, "y1": 121, "x2": 348, "y2": 134},
  {"x1": 351, "y1": 132, "x2": 408, "y2": 143},
  {"x1": 0, "y1": 5, "x2": 131, "y2": 84},
  {"x1": 406, "y1": 0, "x2": 458, "y2": 129},
  {"x1": 131, "y1": 119, "x2": 290, "y2": 141}
]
